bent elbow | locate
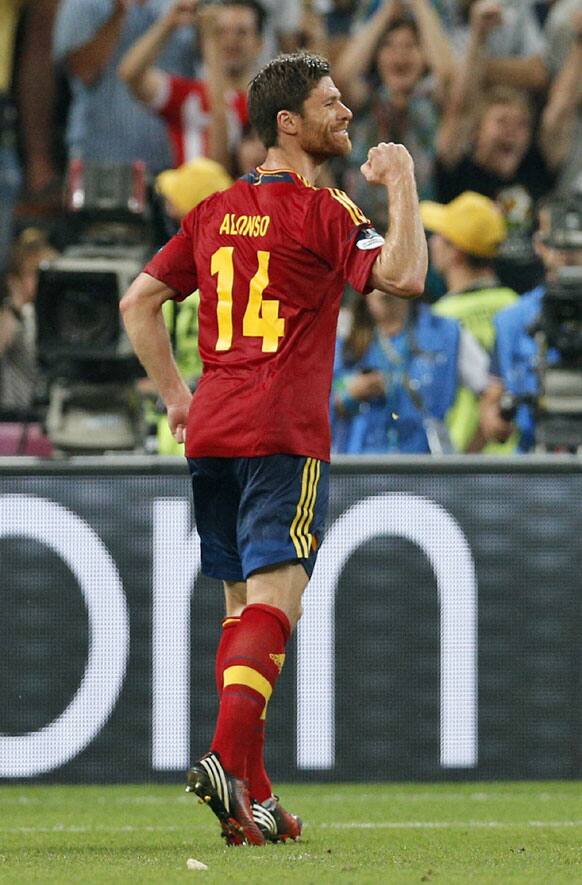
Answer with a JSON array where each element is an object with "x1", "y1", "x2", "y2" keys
[
  {"x1": 119, "y1": 288, "x2": 139, "y2": 323},
  {"x1": 394, "y1": 273, "x2": 426, "y2": 299}
]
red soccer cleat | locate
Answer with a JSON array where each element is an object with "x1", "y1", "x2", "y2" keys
[{"x1": 252, "y1": 795, "x2": 303, "y2": 842}]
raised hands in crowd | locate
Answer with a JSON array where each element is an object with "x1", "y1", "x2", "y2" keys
[{"x1": 0, "y1": 0, "x2": 581, "y2": 453}]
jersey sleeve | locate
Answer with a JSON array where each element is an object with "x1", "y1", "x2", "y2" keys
[
  {"x1": 143, "y1": 210, "x2": 198, "y2": 300},
  {"x1": 302, "y1": 188, "x2": 384, "y2": 293}
]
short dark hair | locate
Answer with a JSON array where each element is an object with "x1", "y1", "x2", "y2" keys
[
  {"x1": 248, "y1": 52, "x2": 331, "y2": 149},
  {"x1": 221, "y1": 0, "x2": 267, "y2": 35}
]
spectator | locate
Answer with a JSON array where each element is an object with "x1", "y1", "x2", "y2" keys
[
  {"x1": 0, "y1": 228, "x2": 58, "y2": 415},
  {"x1": 540, "y1": 3, "x2": 582, "y2": 198},
  {"x1": 436, "y1": 1, "x2": 555, "y2": 292},
  {"x1": 486, "y1": 196, "x2": 582, "y2": 451},
  {"x1": 331, "y1": 289, "x2": 492, "y2": 454},
  {"x1": 421, "y1": 191, "x2": 518, "y2": 451},
  {"x1": 334, "y1": 0, "x2": 454, "y2": 230},
  {"x1": 53, "y1": 0, "x2": 196, "y2": 174},
  {"x1": 118, "y1": 0, "x2": 264, "y2": 173},
  {"x1": 1, "y1": 0, "x2": 60, "y2": 272}
]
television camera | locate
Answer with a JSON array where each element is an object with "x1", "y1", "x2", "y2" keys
[
  {"x1": 36, "y1": 162, "x2": 154, "y2": 454},
  {"x1": 500, "y1": 198, "x2": 582, "y2": 452}
]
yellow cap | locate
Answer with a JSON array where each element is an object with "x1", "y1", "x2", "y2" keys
[
  {"x1": 156, "y1": 158, "x2": 232, "y2": 217},
  {"x1": 420, "y1": 191, "x2": 507, "y2": 259}
]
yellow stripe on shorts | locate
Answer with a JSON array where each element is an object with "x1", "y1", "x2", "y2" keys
[{"x1": 290, "y1": 458, "x2": 321, "y2": 558}]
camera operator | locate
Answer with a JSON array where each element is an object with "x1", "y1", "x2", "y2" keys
[
  {"x1": 0, "y1": 229, "x2": 58, "y2": 416},
  {"x1": 485, "y1": 195, "x2": 582, "y2": 451}
]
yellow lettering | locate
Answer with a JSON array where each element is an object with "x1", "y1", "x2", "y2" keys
[{"x1": 218, "y1": 214, "x2": 271, "y2": 237}]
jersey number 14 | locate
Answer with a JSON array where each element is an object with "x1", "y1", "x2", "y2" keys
[{"x1": 211, "y1": 246, "x2": 285, "y2": 353}]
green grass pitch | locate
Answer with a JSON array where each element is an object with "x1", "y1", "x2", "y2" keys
[{"x1": 1, "y1": 782, "x2": 582, "y2": 884}]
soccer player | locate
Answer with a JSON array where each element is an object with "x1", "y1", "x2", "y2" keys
[{"x1": 120, "y1": 52, "x2": 427, "y2": 846}]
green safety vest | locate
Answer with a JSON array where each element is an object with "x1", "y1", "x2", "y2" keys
[
  {"x1": 433, "y1": 286, "x2": 519, "y2": 453},
  {"x1": 156, "y1": 293, "x2": 201, "y2": 456}
]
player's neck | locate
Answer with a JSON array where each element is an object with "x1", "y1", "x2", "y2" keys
[{"x1": 259, "y1": 147, "x2": 320, "y2": 185}]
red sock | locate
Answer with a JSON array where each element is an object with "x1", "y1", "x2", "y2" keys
[
  {"x1": 247, "y1": 719, "x2": 272, "y2": 803},
  {"x1": 215, "y1": 616, "x2": 240, "y2": 697},
  {"x1": 211, "y1": 603, "x2": 290, "y2": 781},
  {"x1": 215, "y1": 616, "x2": 273, "y2": 800}
]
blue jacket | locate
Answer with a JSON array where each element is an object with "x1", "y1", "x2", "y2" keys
[{"x1": 332, "y1": 305, "x2": 461, "y2": 453}]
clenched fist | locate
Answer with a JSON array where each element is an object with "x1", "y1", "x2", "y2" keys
[{"x1": 360, "y1": 142, "x2": 415, "y2": 187}]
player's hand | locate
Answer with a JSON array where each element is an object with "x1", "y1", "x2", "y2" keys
[
  {"x1": 167, "y1": 395, "x2": 192, "y2": 444},
  {"x1": 360, "y1": 142, "x2": 414, "y2": 188},
  {"x1": 347, "y1": 371, "x2": 386, "y2": 401}
]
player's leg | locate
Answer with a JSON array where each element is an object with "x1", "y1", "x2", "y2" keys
[
  {"x1": 213, "y1": 575, "x2": 301, "y2": 842},
  {"x1": 217, "y1": 578, "x2": 300, "y2": 841},
  {"x1": 185, "y1": 459, "x2": 265, "y2": 845},
  {"x1": 219, "y1": 581, "x2": 272, "y2": 805},
  {"x1": 210, "y1": 563, "x2": 305, "y2": 781},
  {"x1": 210, "y1": 455, "x2": 328, "y2": 841},
  {"x1": 214, "y1": 582, "x2": 246, "y2": 703}
]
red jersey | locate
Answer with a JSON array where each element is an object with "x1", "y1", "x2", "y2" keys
[
  {"x1": 151, "y1": 74, "x2": 248, "y2": 166},
  {"x1": 144, "y1": 167, "x2": 384, "y2": 461}
]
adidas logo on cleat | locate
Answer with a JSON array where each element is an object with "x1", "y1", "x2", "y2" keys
[
  {"x1": 251, "y1": 801, "x2": 278, "y2": 839},
  {"x1": 252, "y1": 796, "x2": 302, "y2": 843}
]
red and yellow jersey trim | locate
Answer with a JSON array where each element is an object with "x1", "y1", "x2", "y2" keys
[{"x1": 327, "y1": 187, "x2": 370, "y2": 225}]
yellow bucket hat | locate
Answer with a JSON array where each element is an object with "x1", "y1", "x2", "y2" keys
[
  {"x1": 420, "y1": 191, "x2": 507, "y2": 259},
  {"x1": 156, "y1": 157, "x2": 232, "y2": 216}
]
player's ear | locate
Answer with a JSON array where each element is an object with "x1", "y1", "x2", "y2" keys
[{"x1": 277, "y1": 109, "x2": 299, "y2": 137}]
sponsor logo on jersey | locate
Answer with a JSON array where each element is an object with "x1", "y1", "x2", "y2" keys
[
  {"x1": 219, "y1": 213, "x2": 271, "y2": 237},
  {"x1": 355, "y1": 227, "x2": 384, "y2": 250}
]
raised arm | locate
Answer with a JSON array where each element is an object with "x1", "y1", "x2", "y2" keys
[
  {"x1": 363, "y1": 142, "x2": 427, "y2": 299},
  {"x1": 17, "y1": 0, "x2": 59, "y2": 195},
  {"x1": 483, "y1": 56, "x2": 548, "y2": 93},
  {"x1": 117, "y1": 0, "x2": 198, "y2": 106},
  {"x1": 539, "y1": 11, "x2": 582, "y2": 171},
  {"x1": 332, "y1": 0, "x2": 403, "y2": 109},
  {"x1": 120, "y1": 273, "x2": 192, "y2": 441},
  {"x1": 407, "y1": 0, "x2": 455, "y2": 96},
  {"x1": 436, "y1": 0, "x2": 500, "y2": 167},
  {"x1": 198, "y1": 5, "x2": 229, "y2": 170},
  {"x1": 65, "y1": 0, "x2": 127, "y2": 86}
]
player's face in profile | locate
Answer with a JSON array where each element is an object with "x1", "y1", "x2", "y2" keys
[{"x1": 296, "y1": 76, "x2": 353, "y2": 161}]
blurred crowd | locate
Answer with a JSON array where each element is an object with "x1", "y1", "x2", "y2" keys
[{"x1": 0, "y1": 0, "x2": 581, "y2": 456}]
